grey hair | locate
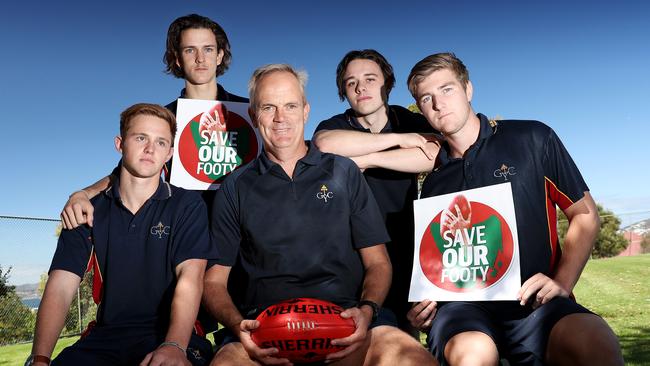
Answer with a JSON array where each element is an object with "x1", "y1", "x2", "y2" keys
[{"x1": 248, "y1": 64, "x2": 308, "y2": 109}]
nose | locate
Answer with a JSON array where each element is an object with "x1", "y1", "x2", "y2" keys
[
  {"x1": 430, "y1": 96, "x2": 441, "y2": 112},
  {"x1": 273, "y1": 107, "x2": 285, "y2": 121},
  {"x1": 196, "y1": 50, "x2": 205, "y2": 63},
  {"x1": 144, "y1": 140, "x2": 155, "y2": 153},
  {"x1": 355, "y1": 81, "x2": 366, "y2": 94}
]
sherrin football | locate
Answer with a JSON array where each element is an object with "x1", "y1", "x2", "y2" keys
[{"x1": 251, "y1": 298, "x2": 356, "y2": 363}]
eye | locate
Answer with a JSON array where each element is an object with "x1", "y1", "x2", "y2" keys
[
  {"x1": 366, "y1": 78, "x2": 375, "y2": 83},
  {"x1": 135, "y1": 136, "x2": 146, "y2": 142},
  {"x1": 157, "y1": 140, "x2": 169, "y2": 148},
  {"x1": 420, "y1": 95, "x2": 431, "y2": 104},
  {"x1": 260, "y1": 105, "x2": 275, "y2": 113},
  {"x1": 183, "y1": 48, "x2": 195, "y2": 54},
  {"x1": 442, "y1": 87, "x2": 453, "y2": 94},
  {"x1": 204, "y1": 46, "x2": 215, "y2": 53},
  {"x1": 286, "y1": 103, "x2": 299, "y2": 111},
  {"x1": 346, "y1": 80, "x2": 356, "y2": 88}
]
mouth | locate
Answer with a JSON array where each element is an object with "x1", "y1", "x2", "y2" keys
[{"x1": 356, "y1": 96, "x2": 372, "y2": 102}]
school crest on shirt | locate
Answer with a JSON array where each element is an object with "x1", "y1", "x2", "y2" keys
[
  {"x1": 316, "y1": 184, "x2": 334, "y2": 203},
  {"x1": 150, "y1": 222, "x2": 170, "y2": 239}
]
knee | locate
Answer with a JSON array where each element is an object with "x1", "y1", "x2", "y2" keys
[
  {"x1": 366, "y1": 326, "x2": 437, "y2": 365},
  {"x1": 445, "y1": 331, "x2": 499, "y2": 366},
  {"x1": 547, "y1": 313, "x2": 623, "y2": 366},
  {"x1": 210, "y1": 343, "x2": 256, "y2": 366}
]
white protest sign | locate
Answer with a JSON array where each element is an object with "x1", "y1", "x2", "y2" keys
[
  {"x1": 170, "y1": 99, "x2": 261, "y2": 190},
  {"x1": 409, "y1": 183, "x2": 521, "y2": 301}
]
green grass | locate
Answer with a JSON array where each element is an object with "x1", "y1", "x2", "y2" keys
[
  {"x1": 0, "y1": 336, "x2": 77, "y2": 365},
  {"x1": 573, "y1": 254, "x2": 650, "y2": 365},
  {"x1": 1, "y1": 255, "x2": 648, "y2": 364}
]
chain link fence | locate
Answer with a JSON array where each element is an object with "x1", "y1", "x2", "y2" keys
[{"x1": 0, "y1": 215, "x2": 96, "y2": 346}]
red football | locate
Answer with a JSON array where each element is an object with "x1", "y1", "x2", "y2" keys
[{"x1": 251, "y1": 298, "x2": 356, "y2": 363}]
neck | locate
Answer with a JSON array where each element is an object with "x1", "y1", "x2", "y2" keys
[
  {"x1": 265, "y1": 143, "x2": 308, "y2": 179},
  {"x1": 446, "y1": 112, "x2": 481, "y2": 159},
  {"x1": 184, "y1": 80, "x2": 218, "y2": 100},
  {"x1": 118, "y1": 168, "x2": 160, "y2": 214},
  {"x1": 355, "y1": 104, "x2": 388, "y2": 133}
]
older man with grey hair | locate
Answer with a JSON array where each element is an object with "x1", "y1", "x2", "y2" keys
[{"x1": 202, "y1": 64, "x2": 436, "y2": 366}]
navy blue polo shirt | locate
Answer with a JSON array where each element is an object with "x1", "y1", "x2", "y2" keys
[
  {"x1": 210, "y1": 143, "x2": 390, "y2": 314},
  {"x1": 50, "y1": 177, "x2": 213, "y2": 330},
  {"x1": 315, "y1": 105, "x2": 436, "y2": 315},
  {"x1": 420, "y1": 113, "x2": 588, "y2": 281}
]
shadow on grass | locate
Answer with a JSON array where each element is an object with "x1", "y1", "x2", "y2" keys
[{"x1": 619, "y1": 326, "x2": 650, "y2": 365}]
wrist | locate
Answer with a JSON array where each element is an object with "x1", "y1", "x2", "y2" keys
[
  {"x1": 70, "y1": 189, "x2": 90, "y2": 200},
  {"x1": 357, "y1": 300, "x2": 379, "y2": 323},
  {"x1": 24, "y1": 355, "x2": 50, "y2": 366},
  {"x1": 158, "y1": 341, "x2": 186, "y2": 355}
]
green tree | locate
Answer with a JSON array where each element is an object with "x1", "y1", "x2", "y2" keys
[
  {"x1": 557, "y1": 204, "x2": 628, "y2": 258},
  {"x1": 0, "y1": 265, "x2": 36, "y2": 345},
  {"x1": 0, "y1": 265, "x2": 14, "y2": 297}
]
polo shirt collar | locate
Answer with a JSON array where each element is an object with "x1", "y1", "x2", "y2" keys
[
  {"x1": 105, "y1": 175, "x2": 172, "y2": 201},
  {"x1": 256, "y1": 141, "x2": 321, "y2": 175},
  {"x1": 179, "y1": 83, "x2": 231, "y2": 101},
  {"x1": 343, "y1": 106, "x2": 396, "y2": 133},
  {"x1": 437, "y1": 113, "x2": 495, "y2": 165}
]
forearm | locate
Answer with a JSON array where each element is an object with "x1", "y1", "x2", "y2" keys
[
  {"x1": 553, "y1": 195, "x2": 600, "y2": 292},
  {"x1": 359, "y1": 259, "x2": 392, "y2": 306},
  {"x1": 313, "y1": 130, "x2": 402, "y2": 157},
  {"x1": 80, "y1": 175, "x2": 111, "y2": 198},
  {"x1": 166, "y1": 260, "x2": 206, "y2": 348},
  {"x1": 202, "y1": 266, "x2": 244, "y2": 334},
  {"x1": 354, "y1": 146, "x2": 436, "y2": 173},
  {"x1": 32, "y1": 272, "x2": 80, "y2": 358}
]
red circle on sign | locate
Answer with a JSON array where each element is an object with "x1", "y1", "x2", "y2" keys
[{"x1": 419, "y1": 199, "x2": 514, "y2": 292}]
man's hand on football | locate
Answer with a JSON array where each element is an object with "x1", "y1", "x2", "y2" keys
[
  {"x1": 238, "y1": 319, "x2": 292, "y2": 366},
  {"x1": 326, "y1": 306, "x2": 370, "y2": 362}
]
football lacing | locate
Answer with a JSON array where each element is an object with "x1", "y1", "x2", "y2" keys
[{"x1": 286, "y1": 320, "x2": 316, "y2": 331}]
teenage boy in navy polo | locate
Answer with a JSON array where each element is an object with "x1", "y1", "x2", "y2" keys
[
  {"x1": 27, "y1": 104, "x2": 213, "y2": 366},
  {"x1": 202, "y1": 64, "x2": 436, "y2": 366},
  {"x1": 61, "y1": 14, "x2": 247, "y2": 229},
  {"x1": 313, "y1": 49, "x2": 440, "y2": 335},
  {"x1": 405, "y1": 53, "x2": 623, "y2": 366}
]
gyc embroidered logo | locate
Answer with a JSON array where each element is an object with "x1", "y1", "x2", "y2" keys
[
  {"x1": 493, "y1": 164, "x2": 516, "y2": 181},
  {"x1": 150, "y1": 222, "x2": 170, "y2": 239},
  {"x1": 316, "y1": 184, "x2": 334, "y2": 203}
]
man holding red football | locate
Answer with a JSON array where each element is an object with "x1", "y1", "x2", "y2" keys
[
  {"x1": 203, "y1": 64, "x2": 435, "y2": 365},
  {"x1": 406, "y1": 53, "x2": 623, "y2": 366}
]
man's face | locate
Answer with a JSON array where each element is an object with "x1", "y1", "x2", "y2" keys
[
  {"x1": 415, "y1": 68, "x2": 473, "y2": 137},
  {"x1": 343, "y1": 59, "x2": 387, "y2": 119},
  {"x1": 176, "y1": 28, "x2": 224, "y2": 86},
  {"x1": 251, "y1": 71, "x2": 310, "y2": 153},
  {"x1": 116, "y1": 115, "x2": 174, "y2": 179}
]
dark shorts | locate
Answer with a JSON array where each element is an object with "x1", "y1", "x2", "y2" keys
[
  {"x1": 52, "y1": 326, "x2": 213, "y2": 366},
  {"x1": 427, "y1": 297, "x2": 593, "y2": 366}
]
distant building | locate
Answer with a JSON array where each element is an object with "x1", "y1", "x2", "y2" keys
[{"x1": 617, "y1": 231, "x2": 643, "y2": 257}]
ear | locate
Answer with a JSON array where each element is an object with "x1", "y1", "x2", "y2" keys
[
  {"x1": 175, "y1": 52, "x2": 182, "y2": 69},
  {"x1": 115, "y1": 136, "x2": 123, "y2": 154},
  {"x1": 465, "y1": 80, "x2": 474, "y2": 102},
  {"x1": 165, "y1": 146, "x2": 174, "y2": 163},
  {"x1": 302, "y1": 102, "x2": 310, "y2": 125},
  {"x1": 248, "y1": 107, "x2": 258, "y2": 128},
  {"x1": 216, "y1": 48, "x2": 225, "y2": 66}
]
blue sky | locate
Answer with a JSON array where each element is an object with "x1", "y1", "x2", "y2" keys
[{"x1": 1, "y1": 0, "x2": 649, "y2": 284}]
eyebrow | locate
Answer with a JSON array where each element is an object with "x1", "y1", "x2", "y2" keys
[{"x1": 344, "y1": 72, "x2": 379, "y2": 82}]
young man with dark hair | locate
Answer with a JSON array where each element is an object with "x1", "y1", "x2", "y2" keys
[
  {"x1": 202, "y1": 64, "x2": 436, "y2": 366},
  {"x1": 61, "y1": 14, "x2": 247, "y2": 229},
  {"x1": 27, "y1": 104, "x2": 213, "y2": 366},
  {"x1": 313, "y1": 49, "x2": 439, "y2": 334},
  {"x1": 406, "y1": 52, "x2": 623, "y2": 366}
]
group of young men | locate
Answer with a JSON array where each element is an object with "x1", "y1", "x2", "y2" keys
[{"x1": 29, "y1": 13, "x2": 624, "y2": 366}]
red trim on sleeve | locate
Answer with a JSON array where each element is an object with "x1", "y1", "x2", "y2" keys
[{"x1": 84, "y1": 238, "x2": 104, "y2": 305}]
